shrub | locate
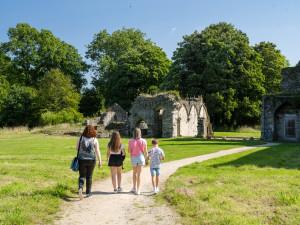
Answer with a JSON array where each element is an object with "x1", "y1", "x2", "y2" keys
[{"x1": 40, "y1": 109, "x2": 83, "y2": 125}]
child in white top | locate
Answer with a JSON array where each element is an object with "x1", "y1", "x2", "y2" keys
[{"x1": 147, "y1": 139, "x2": 165, "y2": 193}]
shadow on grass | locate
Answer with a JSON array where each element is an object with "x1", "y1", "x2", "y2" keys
[
  {"x1": 212, "y1": 143, "x2": 300, "y2": 170},
  {"x1": 161, "y1": 139, "x2": 263, "y2": 147}
]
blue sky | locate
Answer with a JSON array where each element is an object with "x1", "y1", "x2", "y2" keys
[{"x1": 1, "y1": 0, "x2": 299, "y2": 67}]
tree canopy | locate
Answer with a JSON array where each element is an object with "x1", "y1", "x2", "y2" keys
[
  {"x1": 37, "y1": 69, "x2": 80, "y2": 112},
  {"x1": 87, "y1": 28, "x2": 171, "y2": 110},
  {"x1": 254, "y1": 41, "x2": 289, "y2": 94},
  {"x1": 164, "y1": 22, "x2": 266, "y2": 126},
  {"x1": 1, "y1": 23, "x2": 87, "y2": 90}
]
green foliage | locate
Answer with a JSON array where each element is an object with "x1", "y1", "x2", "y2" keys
[
  {"x1": 87, "y1": 28, "x2": 171, "y2": 110},
  {"x1": 165, "y1": 22, "x2": 265, "y2": 127},
  {"x1": 79, "y1": 87, "x2": 104, "y2": 117},
  {"x1": 254, "y1": 41, "x2": 289, "y2": 94},
  {"x1": 0, "y1": 75, "x2": 9, "y2": 111},
  {"x1": 40, "y1": 109, "x2": 83, "y2": 125},
  {"x1": 0, "y1": 85, "x2": 37, "y2": 127},
  {"x1": 1, "y1": 23, "x2": 87, "y2": 90},
  {"x1": 37, "y1": 69, "x2": 80, "y2": 112}
]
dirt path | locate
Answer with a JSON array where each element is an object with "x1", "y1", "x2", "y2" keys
[{"x1": 55, "y1": 143, "x2": 276, "y2": 225}]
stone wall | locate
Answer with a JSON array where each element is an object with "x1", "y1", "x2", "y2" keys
[
  {"x1": 282, "y1": 64, "x2": 300, "y2": 93},
  {"x1": 261, "y1": 95, "x2": 300, "y2": 141},
  {"x1": 129, "y1": 94, "x2": 211, "y2": 138}
]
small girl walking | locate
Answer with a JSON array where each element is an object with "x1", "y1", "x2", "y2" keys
[{"x1": 107, "y1": 131, "x2": 126, "y2": 193}]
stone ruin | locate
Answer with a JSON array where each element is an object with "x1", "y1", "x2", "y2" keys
[
  {"x1": 129, "y1": 93, "x2": 212, "y2": 138},
  {"x1": 88, "y1": 93, "x2": 213, "y2": 138},
  {"x1": 261, "y1": 63, "x2": 300, "y2": 141}
]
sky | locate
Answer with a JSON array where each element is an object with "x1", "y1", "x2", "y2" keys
[{"x1": 1, "y1": 0, "x2": 299, "y2": 71}]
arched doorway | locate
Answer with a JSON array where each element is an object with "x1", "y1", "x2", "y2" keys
[
  {"x1": 136, "y1": 120, "x2": 149, "y2": 136},
  {"x1": 154, "y1": 108, "x2": 164, "y2": 137},
  {"x1": 274, "y1": 102, "x2": 297, "y2": 141}
]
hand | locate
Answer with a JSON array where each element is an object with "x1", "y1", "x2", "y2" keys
[{"x1": 98, "y1": 161, "x2": 102, "y2": 168}]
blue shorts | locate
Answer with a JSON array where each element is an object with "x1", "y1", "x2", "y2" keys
[
  {"x1": 150, "y1": 168, "x2": 160, "y2": 176},
  {"x1": 131, "y1": 154, "x2": 145, "y2": 166}
]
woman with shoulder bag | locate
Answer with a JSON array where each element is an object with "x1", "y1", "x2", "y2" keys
[
  {"x1": 107, "y1": 131, "x2": 126, "y2": 193},
  {"x1": 77, "y1": 125, "x2": 102, "y2": 200}
]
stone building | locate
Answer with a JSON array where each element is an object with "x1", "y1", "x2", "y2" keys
[
  {"x1": 261, "y1": 64, "x2": 300, "y2": 141},
  {"x1": 129, "y1": 93, "x2": 212, "y2": 138}
]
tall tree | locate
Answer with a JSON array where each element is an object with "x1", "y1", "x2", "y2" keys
[
  {"x1": 1, "y1": 23, "x2": 87, "y2": 90},
  {"x1": 37, "y1": 69, "x2": 80, "y2": 112},
  {"x1": 254, "y1": 42, "x2": 288, "y2": 94},
  {"x1": 86, "y1": 28, "x2": 171, "y2": 109},
  {"x1": 79, "y1": 87, "x2": 104, "y2": 117},
  {"x1": 165, "y1": 22, "x2": 265, "y2": 126}
]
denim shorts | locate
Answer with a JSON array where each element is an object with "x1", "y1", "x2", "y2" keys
[
  {"x1": 150, "y1": 167, "x2": 160, "y2": 176},
  {"x1": 131, "y1": 154, "x2": 145, "y2": 166}
]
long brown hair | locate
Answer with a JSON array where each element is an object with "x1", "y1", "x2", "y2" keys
[
  {"x1": 108, "y1": 131, "x2": 121, "y2": 152},
  {"x1": 82, "y1": 125, "x2": 97, "y2": 138}
]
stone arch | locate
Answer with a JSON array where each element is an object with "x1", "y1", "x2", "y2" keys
[
  {"x1": 188, "y1": 105, "x2": 198, "y2": 136},
  {"x1": 153, "y1": 106, "x2": 165, "y2": 138},
  {"x1": 199, "y1": 104, "x2": 208, "y2": 119},
  {"x1": 177, "y1": 105, "x2": 189, "y2": 136},
  {"x1": 274, "y1": 101, "x2": 298, "y2": 141}
]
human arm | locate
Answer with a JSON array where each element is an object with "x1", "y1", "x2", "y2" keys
[
  {"x1": 94, "y1": 139, "x2": 102, "y2": 167},
  {"x1": 160, "y1": 149, "x2": 165, "y2": 160},
  {"x1": 106, "y1": 146, "x2": 110, "y2": 161},
  {"x1": 143, "y1": 140, "x2": 148, "y2": 165}
]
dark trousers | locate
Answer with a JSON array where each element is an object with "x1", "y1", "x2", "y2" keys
[{"x1": 78, "y1": 159, "x2": 96, "y2": 194}]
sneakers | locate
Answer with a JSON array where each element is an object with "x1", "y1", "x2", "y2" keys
[
  {"x1": 78, "y1": 188, "x2": 83, "y2": 200},
  {"x1": 156, "y1": 187, "x2": 160, "y2": 193},
  {"x1": 153, "y1": 187, "x2": 160, "y2": 194},
  {"x1": 113, "y1": 188, "x2": 118, "y2": 193},
  {"x1": 136, "y1": 189, "x2": 141, "y2": 195},
  {"x1": 86, "y1": 193, "x2": 92, "y2": 198},
  {"x1": 130, "y1": 188, "x2": 136, "y2": 193},
  {"x1": 117, "y1": 187, "x2": 123, "y2": 193}
]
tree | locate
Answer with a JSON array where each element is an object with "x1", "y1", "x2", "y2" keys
[
  {"x1": 0, "y1": 75, "x2": 9, "y2": 111},
  {"x1": 1, "y1": 23, "x2": 87, "y2": 90},
  {"x1": 0, "y1": 85, "x2": 37, "y2": 127},
  {"x1": 165, "y1": 22, "x2": 265, "y2": 126},
  {"x1": 86, "y1": 28, "x2": 171, "y2": 110},
  {"x1": 254, "y1": 42, "x2": 288, "y2": 94},
  {"x1": 37, "y1": 69, "x2": 80, "y2": 112},
  {"x1": 79, "y1": 88, "x2": 104, "y2": 117}
]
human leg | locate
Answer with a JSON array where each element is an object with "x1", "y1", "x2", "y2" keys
[
  {"x1": 136, "y1": 165, "x2": 142, "y2": 194},
  {"x1": 117, "y1": 166, "x2": 122, "y2": 190},
  {"x1": 132, "y1": 166, "x2": 137, "y2": 191},
  {"x1": 110, "y1": 167, "x2": 117, "y2": 190},
  {"x1": 85, "y1": 160, "x2": 96, "y2": 194}
]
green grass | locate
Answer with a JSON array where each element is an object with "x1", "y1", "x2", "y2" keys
[
  {"x1": 0, "y1": 133, "x2": 262, "y2": 225},
  {"x1": 160, "y1": 143, "x2": 300, "y2": 225},
  {"x1": 213, "y1": 131, "x2": 261, "y2": 138}
]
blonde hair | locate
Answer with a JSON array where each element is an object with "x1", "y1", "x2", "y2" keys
[{"x1": 133, "y1": 128, "x2": 142, "y2": 139}]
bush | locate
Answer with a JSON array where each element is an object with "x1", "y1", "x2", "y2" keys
[
  {"x1": 40, "y1": 109, "x2": 83, "y2": 125},
  {"x1": 0, "y1": 85, "x2": 38, "y2": 127}
]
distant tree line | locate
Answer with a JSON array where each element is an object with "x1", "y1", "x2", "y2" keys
[{"x1": 0, "y1": 22, "x2": 288, "y2": 128}]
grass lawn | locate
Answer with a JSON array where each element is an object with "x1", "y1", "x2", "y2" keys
[
  {"x1": 0, "y1": 133, "x2": 261, "y2": 225},
  {"x1": 160, "y1": 143, "x2": 300, "y2": 225},
  {"x1": 213, "y1": 131, "x2": 261, "y2": 138}
]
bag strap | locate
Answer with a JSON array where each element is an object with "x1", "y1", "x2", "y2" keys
[{"x1": 76, "y1": 136, "x2": 83, "y2": 158}]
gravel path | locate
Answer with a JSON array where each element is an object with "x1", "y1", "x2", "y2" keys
[{"x1": 55, "y1": 143, "x2": 276, "y2": 225}]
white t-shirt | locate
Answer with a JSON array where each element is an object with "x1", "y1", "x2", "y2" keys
[{"x1": 148, "y1": 147, "x2": 165, "y2": 168}]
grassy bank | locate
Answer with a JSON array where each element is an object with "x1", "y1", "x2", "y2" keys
[
  {"x1": 160, "y1": 143, "x2": 300, "y2": 225},
  {"x1": 0, "y1": 132, "x2": 261, "y2": 225}
]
